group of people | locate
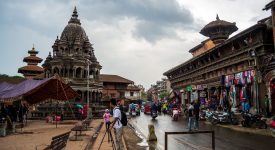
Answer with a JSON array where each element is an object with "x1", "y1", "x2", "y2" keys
[
  {"x1": 0, "y1": 102, "x2": 29, "y2": 128},
  {"x1": 102, "y1": 99, "x2": 125, "y2": 150},
  {"x1": 150, "y1": 100, "x2": 181, "y2": 115},
  {"x1": 0, "y1": 103, "x2": 28, "y2": 122}
]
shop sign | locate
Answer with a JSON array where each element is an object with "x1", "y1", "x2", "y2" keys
[
  {"x1": 197, "y1": 84, "x2": 208, "y2": 90},
  {"x1": 197, "y1": 85, "x2": 203, "y2": 90},
  {"x1": 186, "y1": 85, "x2": 192, "y2": 92}
]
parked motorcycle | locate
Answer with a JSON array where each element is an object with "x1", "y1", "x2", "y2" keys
[
  {"x1": 205, "y1": 110, "x2": 214, "y2": 122},
  {"x1": 241, "y1": 112, "x2": 267, "y2": 129},
  {"x1": 199, "y1": 110, "x2": 207, "y2": 121},
  {"x1": 211, "y1": 111, "x2": 238, "y2": 125}
]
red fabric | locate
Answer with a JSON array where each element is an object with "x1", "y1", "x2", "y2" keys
[{"x1": 271, "y1": 121, "x2": 275, "y2": 128}]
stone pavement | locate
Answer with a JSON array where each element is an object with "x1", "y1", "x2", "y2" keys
[
  {"x1": 91, "y1": 122, "x2": 128, "y2": 150},
  {"x1": 0, "y1": 119, "x2": 127, "y2": 150}
]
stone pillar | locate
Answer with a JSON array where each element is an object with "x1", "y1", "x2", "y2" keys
[
  {"x1": 81, "y1": 91, "x2": 84, "y2": 102},
  {"x1": 80, "y1": 69, "x2": 83, "y2": 79},
  {"x1": 147, "y1": 124, "x2": 157, "y2": 141},
  {"x1": 73, "y1": 68, "x2": 76, "y2": 78}
]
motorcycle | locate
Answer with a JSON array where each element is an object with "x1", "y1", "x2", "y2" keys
[
  {"x1": 205, "y1": 110, "x2": 214, "y2": 122},
  {"x1": 241, "y1": 112, "x2": 267, "y2": 129},
  {"x1": 151, "y1": 111, "x2": 158, "y2": 119},
  {"x1": 211, "y1": 111, "x2": 238, "y2": 125},
  {"x1": 172, "y1": 108, "x2": 179, "y2": 121},
  {"x1": 129, "y1": 109, "x2": 136, "y2": 117}
]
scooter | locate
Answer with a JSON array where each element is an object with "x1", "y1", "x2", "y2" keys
[
  {"x1": 241, "y1": 112, "x2": 267, "y2": 129},
  {"x1": 151, "y1": 111, "x2": 158, "y2": 120},
  {"x1": 172, "y1": 108, "x2": 179, "y2": 121}
]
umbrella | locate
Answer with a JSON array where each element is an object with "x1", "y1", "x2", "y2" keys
[{"x1": 76, "y1": 104, "x2": 83, "y2": 109}]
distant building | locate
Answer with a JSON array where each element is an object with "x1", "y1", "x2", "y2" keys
[
  {"x1": 125, "y1": 84, "x2": 141, "y2": 101},
  {"x1": 18, "y1": 46, "x2": 44, "y2": 79},
  {"x1": 99, "y1": 74, "x2": 134, "y2": 101},
  {"x1": 148, "y1": 78, "x2": 171, "y2": 101}
]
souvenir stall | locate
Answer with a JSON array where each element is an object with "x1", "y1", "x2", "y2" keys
[
  {"x1": 224, "y1": 70, "x2": 255, "y2": 111},
  {"x1": 197, "y1": 85, "x2": 208, "y2": 108}
]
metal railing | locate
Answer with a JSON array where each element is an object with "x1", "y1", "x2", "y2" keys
[{"x1": 164, "y1": 130, "x2": 215, "y2": 150}]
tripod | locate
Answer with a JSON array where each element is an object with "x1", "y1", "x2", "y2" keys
[{"x1": 98, "y1": 126, "x2": 116, "y2": 150}]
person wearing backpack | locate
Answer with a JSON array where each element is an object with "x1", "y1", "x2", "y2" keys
[{"x1": 110, "y1": 98, "x2": 124, "y2": 150}]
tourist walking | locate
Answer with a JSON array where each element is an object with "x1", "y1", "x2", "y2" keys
[
  {"x1": 110, "y1": 98, "x2": 124, "y2": 150},
  {"x1": 188, "y1": 102, "x2": 194, "y2": 131},
  {"x1": 103, "y1": 109, "x2": 111, "y2": 130},
  {"x1": 193, "y1": 100, "x2": 200, "y2": 130}
]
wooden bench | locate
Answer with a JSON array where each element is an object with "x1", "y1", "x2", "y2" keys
[
  {"x1": 82, "y1": 119, "x2": 92, "y2": 130},
  {"x1": 70, "y1": 124, "x2": 86, "y2": 141},
  {"x1": 43, "y1": 131, "x2": 71, "y2": 150}
]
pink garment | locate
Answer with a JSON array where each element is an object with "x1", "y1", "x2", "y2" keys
[
  {"x1": 103, "y1": 113, "x2": 111, "y2": 123},
  {"x1": 271, "y1": 121, "x2": 275, "y2": 128}
]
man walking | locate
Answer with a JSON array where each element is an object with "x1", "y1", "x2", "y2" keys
[
  {"x1": 188, "y1": 102, "x2": 194, "y2": 131},
  {"x1": 110, "y1": 98, "x2": 124, "y2": 150},
  {"x1": 193, "y1": 100, "x2": 200, "y2": 130}
]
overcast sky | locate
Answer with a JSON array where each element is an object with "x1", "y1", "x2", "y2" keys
[{"x1": 0, "y1": 0, "x2": 270, "y2": 89}]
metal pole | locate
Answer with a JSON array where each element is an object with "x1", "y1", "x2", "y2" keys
[
  {"x1": 212, "y1": 131, "x2": 215, "y2": 150},
  {"x1": 165, "y1": 132, "x2": 168, "y2": 150}
]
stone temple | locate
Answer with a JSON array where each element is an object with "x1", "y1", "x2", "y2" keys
[{"x1": 42, "y1": 7, "x2": 103, "y2": 105}]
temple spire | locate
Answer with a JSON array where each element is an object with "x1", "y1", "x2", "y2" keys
[
  {"x1": 72, "y1": 6, "x2": 78, "y2": 18},
  {"x1": 216, "y1": 14, "x2": 220, "y2": 20},
  {"x1": 68, "y1": 6, "x2": 81, "y2": 25}
]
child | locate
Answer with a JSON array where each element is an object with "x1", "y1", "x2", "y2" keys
[{"x1": 103, "y1": 109, "x2": 111, "y2": 130}]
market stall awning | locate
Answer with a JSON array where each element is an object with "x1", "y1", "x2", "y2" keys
[{"x1": 0, "y1": 75, "x2": 78, "y2": 104}]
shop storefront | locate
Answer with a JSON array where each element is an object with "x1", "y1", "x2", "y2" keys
[{"x1": 224, "y1": 70, "x2": 255, "y2": 110}]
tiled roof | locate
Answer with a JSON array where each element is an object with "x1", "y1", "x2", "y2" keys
[
  {"x1": 99, "y1": 74, "x2": 134, "y2": 84},
  {"x1": 23, "y1": 56, "x2": 43, "y2": 62},
  {"x1": 18, "y1": 65, "x2": 44, "y2": 72},
  {"x1": 127, "y1": 85, "x2": 140, "y2": 91}
]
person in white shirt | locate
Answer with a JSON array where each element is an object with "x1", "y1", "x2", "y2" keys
[{"x1": 110, "y1": 98, "x2": 124, "y2": 150}]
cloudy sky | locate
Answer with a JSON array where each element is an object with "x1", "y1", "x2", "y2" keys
[{"x1": 0, "y1": 0, "x2": 270, "y2": 89}]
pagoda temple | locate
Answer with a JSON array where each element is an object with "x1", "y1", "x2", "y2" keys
[
  {"x1": 200, "y1": 14, "x2": 238, "y2": 44},
  {"x1": 18, "y1": 46, "x2": 44, "y2": 79}
]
